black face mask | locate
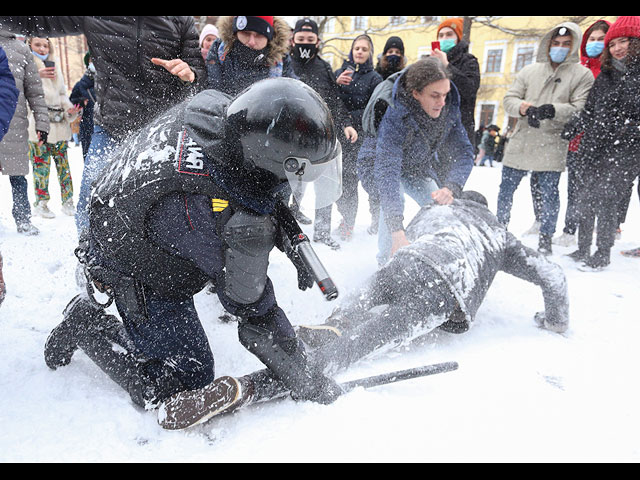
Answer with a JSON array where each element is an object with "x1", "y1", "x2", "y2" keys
[
  {"x1": 386, "y1": 54, "x2": 402, "y2": 69},
  {"x1": 235, "y1": 41, "x2": 269, "y2": 67},
  {"x1": 293, "y1": 43, "x2": 318, "y2": 62}
]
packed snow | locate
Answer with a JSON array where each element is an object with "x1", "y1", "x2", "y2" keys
[{"x1": 1, "y1": 144, "x2": 639, "y2": 462}]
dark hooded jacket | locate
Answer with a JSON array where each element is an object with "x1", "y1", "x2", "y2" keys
[
  {"x1": 0, "y1": 16, "x2": 205, "y2": 139},
  {"x1": 445, "y1": 40, "x2": 480, "y2": 142},
  {"x1": 205, "y1": 16, "x2": 297, "y2": 97},
  {"x1": 0, "y1": 45, "x2": 18, "y2": 142}
]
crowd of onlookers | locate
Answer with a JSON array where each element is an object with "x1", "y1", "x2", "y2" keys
[{"x1": 0, "y1": 15, "x2": 639, "y2": 310}]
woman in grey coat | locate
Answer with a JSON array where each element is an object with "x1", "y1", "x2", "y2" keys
[{"x1": 0, "y1": 29, "x2": 49, "y2": 235}]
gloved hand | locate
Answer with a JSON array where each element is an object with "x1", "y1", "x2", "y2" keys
[
  {"x1": 527, "y1": 104, "x2": 556, "y2": 128},
  {"x1": 37, "y1": 130, "x2": 48, "y2": 145},
  {"x1": 289, "y1": 249, "x2": 314, "y2": 291}
]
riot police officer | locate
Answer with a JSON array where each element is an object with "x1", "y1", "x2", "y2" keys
[{"x1": 44, "y1": 78, "x2": 344, "y2": 409}]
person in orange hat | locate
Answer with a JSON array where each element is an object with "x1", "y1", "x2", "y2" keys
[{"x1": 432, "y1": 18, "x2": 480, "y2": 146}]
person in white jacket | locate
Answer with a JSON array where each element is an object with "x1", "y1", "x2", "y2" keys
[{"x1": 28, "y1": 37, "x2": 80, "y2": 218}]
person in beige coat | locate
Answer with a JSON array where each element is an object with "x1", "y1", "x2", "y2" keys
[
  {"x1": 496, "y1": 22, "x2": 594, "y2": 255},
  {"x1": 0, "y1": 29, "x2": 49, "y2": 235},
  {"x1": 28, "y1": 37, "x2": 80, "y2": 218}
]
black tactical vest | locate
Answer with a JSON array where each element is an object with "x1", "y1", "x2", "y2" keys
[{"x1": 89, "y1": 92, "x2": 232, "y2": 297}]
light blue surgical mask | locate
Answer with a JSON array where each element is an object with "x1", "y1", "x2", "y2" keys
[
  {"x1": 32, "y1": 51, "x2": 49, "y2": 62},
  {"x1": 440, "y1": 39, "x2": 456, "y2": 53},
  {"x1": 549, "y1": 46, "x2": 570, "y2": 63},
  {"x1": 585, "y1": 41, "x2": 605, "y2": 58}
]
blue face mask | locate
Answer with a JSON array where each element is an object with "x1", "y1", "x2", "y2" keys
[
  {"x1": 549, "y1": 46, "x2": 570, "y2": 63},
  {"x1": 440, "y1": 39, "x2": 456, "y2": 53},
  {"x1": 32, "y1": 51, "x2": 49, "y2": 62},
  {"x1": 585, "y1": 41, "x2": 605, "y2": 58}
]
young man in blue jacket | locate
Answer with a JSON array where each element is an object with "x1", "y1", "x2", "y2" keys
[{"x1": 359, "y1": 57, "x2": 474, "y2": 265}]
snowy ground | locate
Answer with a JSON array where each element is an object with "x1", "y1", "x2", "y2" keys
[{"x1": 1, "y1": 143, "x2": 639, "y2": 462}]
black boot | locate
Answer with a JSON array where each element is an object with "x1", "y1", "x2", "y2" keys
[
  {"x1": 582, "y1": 248, "x2": 611, "y2": 271},
  {"x1": 46, "y1": 295, "x2": 185, "y2": 408},
  {"x1": 566, "y1": 247, "x2": 590, "y2": 263},
  {"x1": 538, "y1": 233, "x2": 553, "y2": 255},
  {"x1": 238, "y1": 320, "x2": 342, "y2": 405},
  {"x1": 45, "y1": 295, "x2": 106, "y2": 370}
]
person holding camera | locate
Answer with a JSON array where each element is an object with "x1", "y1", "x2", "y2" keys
[{"x1": 27, "y1": 37, "x2": 80, "y2": 219}]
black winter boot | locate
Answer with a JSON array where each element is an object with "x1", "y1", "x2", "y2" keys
[
  {"x1": 581, "y1": 249, "x2": 611, "y2": 271},
  {"x1": 238, "y1": 321, "x2": 342, "y2": 405},
  {"x1": 538, "y1": 233, "x2": 553, "y2": 255},
  {"x1": 566, "y1": 247, "x2": 590, "y2": 263},
  {"x1": 45, "y1": 295, "x2": 107, "y2": 370}
]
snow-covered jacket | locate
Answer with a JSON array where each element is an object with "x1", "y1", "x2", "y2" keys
[
  {"x1": 0, "y1": 16, "x2": 205, "y2": 140},
  {"x1": 365, "y1": 70, "x2": 474, "y2": 232},
  {"x1": 28, "y1": 43, "x2": 79, "y2": 144},
  {"x1": 0, "y1": 45, "x2": 18, "y2": 142},
  {"x1": 502, "y1": 22, "x2": 594, "y2": 172},
  {"x1": 0, "y1": 30, "x2": 48, "y2": 176},
  {"x1": 205, "y1": 16, "x2": 297, "y2": 97}
]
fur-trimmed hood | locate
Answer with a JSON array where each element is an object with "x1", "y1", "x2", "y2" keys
[{"x1": 216, "y1": 16, "x2": 292, "y2": 65}]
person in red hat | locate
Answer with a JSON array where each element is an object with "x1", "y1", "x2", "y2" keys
[
  {"x1": 206, "y1": 16, "x2": 297, "y2": 96},
  {"x1": 565, "y1": 16, "x2": 640, "y2": 270}
]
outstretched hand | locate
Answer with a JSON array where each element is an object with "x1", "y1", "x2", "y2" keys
[{"x1": 151, "y1": 58, "x2": 195, "y2": 83}]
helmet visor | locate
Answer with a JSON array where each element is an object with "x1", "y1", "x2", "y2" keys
[{"x1": 285, "y1": 141, "x2": 343, "y2": 210}]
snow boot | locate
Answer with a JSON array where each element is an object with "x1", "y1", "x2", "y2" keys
[
  {"x1": 580, "y1": 249, "x2": 611, "y2": 271},
  {"x1": 289, "y1": 202, "x2": 312, "y2": 225},
  {"x1": 33, "y1": 200, "x2": 55, "y2": 219},
  {"x1": 238, "y1": 320, "x2": 342, "y2": 405},
  {"x1": 16, "y1": 221, "x2": 39, "y2": 236},
  {"x1": 313, "y1": 232, "x2": 341, "y2": 250},
  {"x1": 553, "y1": 232, "x2": 576, "y2": 247},
  {"x1": 538, "y1": 233, "x2": 553, "y2": 256},
  {"x1": 45, "y1": 295, "x2": 107, "y2": 369},
  {"x1": 523, "y1": 220, "x2": 541, "y2": 236},
  {"x1": 566, "y1": 247, "x2": 590, "y2": 263},
  {"x1": 46, "y1": 295, "x2": 185, "y2": 408},
  {"x1": 61, "y1": 199, "x2": 76, "y2": 216}
]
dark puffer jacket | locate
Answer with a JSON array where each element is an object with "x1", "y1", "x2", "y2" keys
[{"x1": 0, "y1": 16, "x2": 205, "y2": 139}]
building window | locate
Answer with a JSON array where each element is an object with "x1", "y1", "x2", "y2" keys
[
  {"x1": 353, "y1": 16, "x2": 368, "y2": 31},
  {"x1": 515, "y1": 46, "x2": 535, "y2": 72},
  {"x1": 486, "y1": 49, "x2": 503, "y2": 73}
]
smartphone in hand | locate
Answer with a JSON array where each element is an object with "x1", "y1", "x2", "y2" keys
[
  {"x1": 44, "y1": 60, "x2": 55, "y2": 68},
  {"x1": 431, "y1": 41, "x2": 441, "y2": 51}
]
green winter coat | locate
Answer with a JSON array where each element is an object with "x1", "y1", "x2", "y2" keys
[{"x1": 502, "y1": 22, "x2": 594, "y2": 173}]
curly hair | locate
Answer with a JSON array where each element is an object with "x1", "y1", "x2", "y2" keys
[{"x1": 402, "y1": 57, "x2": 451, "y2": 94}]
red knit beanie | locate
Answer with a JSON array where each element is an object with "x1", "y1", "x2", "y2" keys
[
  {"x1": 604, "y1": 16, "x2": 640, "y2": 47},
  {"x1": 437, "y1": 18, "x2": 464, "y2": 41},
  {"x1": 233, "y1": 16, "x2": 275, "y2": 41}
]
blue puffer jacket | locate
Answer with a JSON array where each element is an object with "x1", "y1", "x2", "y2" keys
[
  {"x1": 0, "y1": 46, "x2": 18, "y2": 142},
  {"x1": 360, "y1": 70, "x2": 474, "y2": 231}
]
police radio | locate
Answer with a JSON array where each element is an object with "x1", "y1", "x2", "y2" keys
[{"x1": 275, "y1": 201, "x2": 339, "y2": 301}]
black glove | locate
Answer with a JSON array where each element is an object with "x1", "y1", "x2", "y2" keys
[
  {"x1": 289, "y1": 249, "x2": 314, "y2": 291},
  {"x1": 527, "y1": 104, "x2": 555, "y2": 128},
  {"x1": 37, "y1": 130, "x2": 48, "y2": 144}
]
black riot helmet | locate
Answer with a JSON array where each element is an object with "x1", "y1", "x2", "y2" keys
[{"x1": 225, "y1": 77, "x2": 343, "y2": 209}]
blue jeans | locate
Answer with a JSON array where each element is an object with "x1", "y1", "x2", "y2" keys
[
  {"x1": 497, "y1": 166, "x2": 561, "y2": 236},
  {"x1": 75, "y1": 125, "x2": 120, "y2": 236},
  {"x1": 377, "y1": 176, "x2": 439, "y2": 266},
  {"x1": 479, "y1": 154, "x2": 494, "y2": 167}
]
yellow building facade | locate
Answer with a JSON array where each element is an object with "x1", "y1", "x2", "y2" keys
[{"x1": 319, "y1": 16, "x2": 617, "y2": 133}]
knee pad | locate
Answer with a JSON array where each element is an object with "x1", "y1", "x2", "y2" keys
[{"x1": 222, "y1": 209, "x2": 276, "y2": 305}]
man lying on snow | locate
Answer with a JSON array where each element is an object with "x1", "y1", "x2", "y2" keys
[
  {"x1": 296, "y1": 191, "x2": 569, "y2": 375},
  {"x1": 156, "y1": 192, "x2": 570, "y2": 430}
]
